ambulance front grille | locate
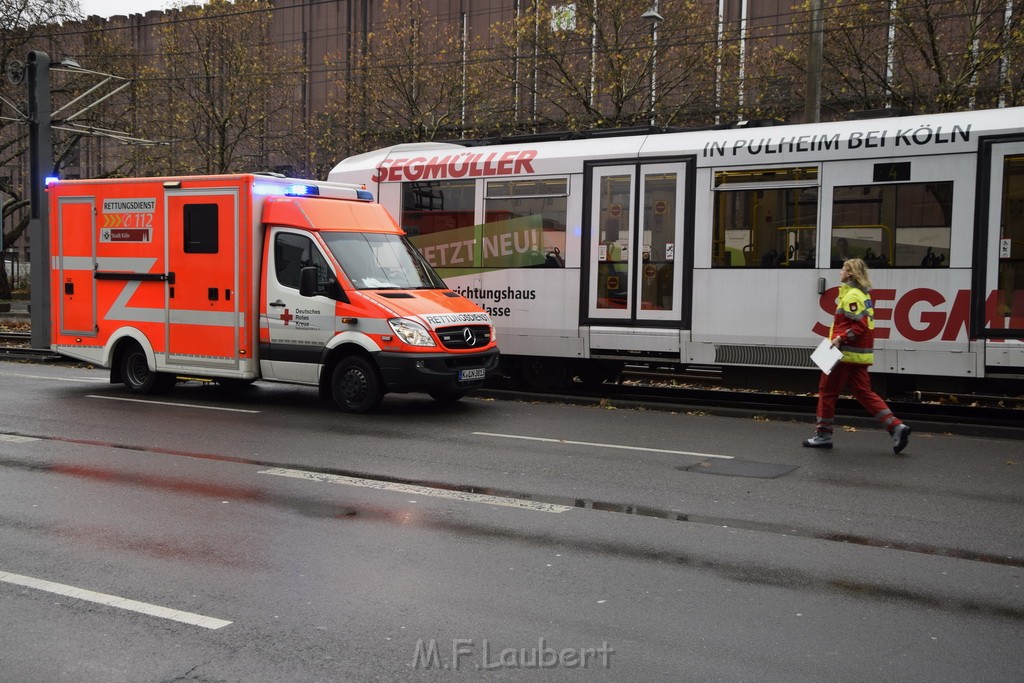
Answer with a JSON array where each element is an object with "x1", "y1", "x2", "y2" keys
[
  {"x1": 714, "y1": 345, "x2": 816, "y2": 368},
  {"x1": 437, "y1": 325, "x2": 492, "y2": 350}
]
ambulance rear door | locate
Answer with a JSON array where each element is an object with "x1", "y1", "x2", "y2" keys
[
  {"x1": 165, "y1": 188, "x2": 241, "y2": 370},
  {"x1": 56, "y1": 195, "x2": 97, "y2": 336}
]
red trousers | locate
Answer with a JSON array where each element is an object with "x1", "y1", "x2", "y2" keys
[{"x1": 815, "y1": 362, "x2": 902, "y2": 434}]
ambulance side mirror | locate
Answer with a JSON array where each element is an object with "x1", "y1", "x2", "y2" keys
[
  {"x1": 299, "y1": 266, "x2": 348, "y2": 303},
  {"x1": 299, "y1": 267, "x2": 318, "y2": 297}
]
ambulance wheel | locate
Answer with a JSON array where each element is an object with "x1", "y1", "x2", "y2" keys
[
  {"x1": 331, "y1": 356, "x2": 384, "y2": 413},
  {"x1": 120, "y1": 343, "x2": 175, "y2": 394}
]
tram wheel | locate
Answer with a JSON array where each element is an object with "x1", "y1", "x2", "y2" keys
[
  {"x1": 519, "y1": 357, "x2": 567, "y2": 391},
  {"x1": 573, "y1": 361, "x2": 622, "y2": 389}
]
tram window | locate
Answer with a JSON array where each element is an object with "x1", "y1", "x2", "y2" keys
[
  {"x1": 400, "y1": 179, "x2": 476, "y2": 237},
  {"x1": 400, "y1": 179, "x2": 476, "y2": 271},
  {"x1": 484, "y1": 177, "x2": 568, "y2": 268},
  {"x1": 832, "y1": 182, "x2": 952, "y2": 268},
  {"x1": 712, "y1": 167, "x2": 819, "y2": 268}
]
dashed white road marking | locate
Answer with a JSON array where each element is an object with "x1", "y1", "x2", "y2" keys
[
  {"x1": 0, "y1": 370, "x2": 105, "y2": 383},
  {"x1": 0, "y1": 434, "x2": 40, "y2": 443},
  {"x1": 472, "y1": 432, "x2": 735, "y2": 460},
  {"x1": 259, "y1": 467, "x2": 573, "y2": 513},
  {"x1": 0, "y1": 570, "x2": 232, "y2": 630},
  {"x1": 87, "y1": 395, "x2": 260, "y2": 414}
]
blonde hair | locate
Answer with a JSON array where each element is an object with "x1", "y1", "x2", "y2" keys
[{"x1": 843, "y1": 258, "x2": 873, "y2": 290}]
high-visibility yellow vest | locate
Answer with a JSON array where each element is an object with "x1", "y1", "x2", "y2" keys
[{"x1": 830, "y1": 283, "x2": 875, "y2": 365}]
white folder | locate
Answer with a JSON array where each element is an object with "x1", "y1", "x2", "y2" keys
[{"x1": 810, "y1": 338, "x2": 844, "y2": 374}]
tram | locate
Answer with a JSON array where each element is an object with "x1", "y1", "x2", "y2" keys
[{"x1": 329, "y1": 107, "x2": 1024, "y2": 391}]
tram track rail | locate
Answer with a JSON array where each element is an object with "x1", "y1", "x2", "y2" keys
[
  {"x1": 0, "y1": 330, "x2": 63, "y2": 362},
  {"x1": 616, "y1": 366, "x2": 1024, "y2": 410}
]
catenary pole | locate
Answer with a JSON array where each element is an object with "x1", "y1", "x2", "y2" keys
[
  {"x1": 804, "y1": 0, "x2": 824, "y2": 123},
  {"x1": 27, "y1": 51, "x2": 52, "y2": 350}
]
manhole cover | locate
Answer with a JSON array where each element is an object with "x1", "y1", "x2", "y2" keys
[{"x1": 679, "y1": 459, "x2": 799, "y2": 479}]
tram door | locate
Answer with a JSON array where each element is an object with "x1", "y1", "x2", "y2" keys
[
  {"x1": 979, "y1": 142, "x2": 1024, "y2": 341},
  {"x1": 587, "y1": 162, "x2": 687, "y2": 323}
]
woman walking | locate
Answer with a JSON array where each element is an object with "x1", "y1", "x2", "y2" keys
[{"x1": 803, "y1": 258, "x2": 911, "y2": 453}]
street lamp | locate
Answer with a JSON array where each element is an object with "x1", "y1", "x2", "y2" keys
[{"x1": 641, "y1": 7, "x2": 663, "y2": 127}]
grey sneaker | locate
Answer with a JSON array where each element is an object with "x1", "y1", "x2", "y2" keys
[
  {"x1": 891, "y1": 424, "x2": 911, "y2": 454},
  {"x1": 802, "y1": 432, "x2": 833, "y2": 449}
]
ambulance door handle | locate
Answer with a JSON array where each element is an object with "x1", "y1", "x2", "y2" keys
[
  {"x1": 208, "y1": 287, "x2": 219, "y2": 302},
  {"x1": 225, "y1": 289, "x2": 231, "y2": 301},
  {"x1": 65, "y1": 282, "x2": 74, "y2": 295},
  {"x1": 269, "y1": 300, "x2": 286, "y2": 307}
]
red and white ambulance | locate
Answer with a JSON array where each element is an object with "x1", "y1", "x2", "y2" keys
[{"x1": 48, "y1": 174, "x2": 498, "y2": 412}]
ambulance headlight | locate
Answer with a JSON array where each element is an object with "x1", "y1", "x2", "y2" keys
[{"x1": 388, "y1": 318, "x2": 436, "y2": 347}]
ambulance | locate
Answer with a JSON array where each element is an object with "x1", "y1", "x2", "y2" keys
[{"x1": 48, "y1": 174, "x2": 499, "y2": 412}]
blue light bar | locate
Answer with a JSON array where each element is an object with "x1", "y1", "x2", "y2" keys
[
  {"x1": 356, "y1": 189, "x2": 374, "y2": 201},
  {"x1": 253, "y1": 181, "x2": 320, "y2": 197},
  {"x1": 45, "y1": 176, "x2": 59, "y2": 186},
  {"x1": 252, "y1": 181, "x2": 279, "y2": 196},
  {"x1": 285, "y1": 184, "x2": 319, "y2": 197}
]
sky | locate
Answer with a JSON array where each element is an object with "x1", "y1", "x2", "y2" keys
[{"x1": 77, "y1": 1, "x2": 183, "y2": 18}]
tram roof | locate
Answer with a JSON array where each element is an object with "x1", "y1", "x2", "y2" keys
[{"x1": 330, "y1": 107, "x2": 1024, "y2": 179}]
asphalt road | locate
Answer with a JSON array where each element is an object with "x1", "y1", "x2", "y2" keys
[{"x1": 0, "y1": 360, "x2": 1021, "y2": 681}]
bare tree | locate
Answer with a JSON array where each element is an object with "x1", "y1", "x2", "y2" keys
[
  {"x1": 318, "y1": 0, "x2": 487, "y2": 158},
  {"x1": 145, "y1": 0, "x2": 305, "y2": 175},
  {"x1": 0, "y1": 0, "x2": 81, "y2": 298},
  {"x1": 780, "y1": 0, "x2": 1024, "y2": 116},
  {"x1": 894, "y1": 0, "x2": 1024, "y2": 111},
  {"x1": 50, "y1": 18, "x2": 156, "y2": 178},
  {"x1": 488, "y1": 0, "x2": 723, "y2": 132}
]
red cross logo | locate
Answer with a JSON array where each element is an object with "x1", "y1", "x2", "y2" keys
[{"x1": 280, "y1": 308, "x2": 293, "y2": 325}]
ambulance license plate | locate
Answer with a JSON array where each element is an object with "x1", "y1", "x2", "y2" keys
[{"x1": 459, "y1": 368, "x2": 486, "y2": 382}]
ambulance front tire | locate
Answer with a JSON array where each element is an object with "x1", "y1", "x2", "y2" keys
[
  {"x1": 331, "y1": 356, "x2": 384, "y2": 413},
  {"x1": 119, "y1": 342, "x2": 175, "y2": 394}
]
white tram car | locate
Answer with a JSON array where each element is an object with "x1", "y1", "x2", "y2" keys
[{"x1": 329, "y1": 108, "x2": 1024, "y2": 391}]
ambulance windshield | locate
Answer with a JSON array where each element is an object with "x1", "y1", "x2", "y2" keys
[{"x1": 321, "y1": 232, "x2": 446, "y2": 290}]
